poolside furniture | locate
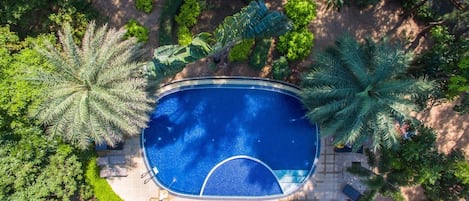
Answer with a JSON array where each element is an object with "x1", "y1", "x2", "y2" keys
[
  {"x1": 99, "y1": 165, "x2": 128, "y2": 178},
  {"x1": 342, "y1": 184, "x2": 362, "y2": 201},
  {"x1": 96, "y1": 156, "x2": 109, "y2": 166},
  {"x1": 109, "y1": 155, "x2": 126, "y2": 165}
]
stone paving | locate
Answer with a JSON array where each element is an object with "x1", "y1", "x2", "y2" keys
[{"x1": 105, "y1": 135, "x2": 368, "y2": 201}]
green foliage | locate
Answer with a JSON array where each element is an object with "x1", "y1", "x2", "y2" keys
[
  {"x1": 85, "y1": 157, "x2": 123, "y2": 201},
  {"x1": 151, "y1": 0, "x2": 291, "y2": 77},
  {"x1": 34, "y1": 22, "x2": 153, "y2": 149},
  {"x1": 124, "y1": 19, "x2": 149, "y2": 43},
  {"x1": 174, "y1": 0, "x2": 201, "y2": 45},
  {"x1": 400, "y1": 0, "x2": 438, "y2": 22},
  {"x1": 0, "y1": 27, "x2": 53, "y2": 130},
  {"x1": 360, "y1": 125, "x2": 469, "y2": 200},
  {"x1": 135, "y1": 0, "x2": 153, "y2": 13},
  {"x1": 48, "y1": 0, "x2": 99, "y2": 40},
  {"x1": 0, "y1": 0, "x2": 98, "y2": 39},
  {"x1": 272, "y1": 56, "x2": 290, "y2": 80},
  {"x1": 159, "y1": 0, "x2": 184, "y2": 45},
  {"x1": 284, "y1": 0, "x2": 317, "y2": 29},
  {"x1": 228, "y1": 39, "x2": 255, "y2": 62},
  {"x1": 277, "y1": 29, "x2": 314, "y2": 61},
  {"x1": 454, "y1": 160, "x2": 469, "y2": 185},
  {"x1": 0, "y1": 127, "x2": 85, "y2": 200},
  {"x1": 249, "y1": 38, "x2": 272, "y2": 69},
  {"x1": 177, "y1": 26, "x2": 193, "y2": 45},
  {"x1": 414, "y1": 25, "x2": 469, "y2": 101},
  {"x1": 213, "y1": 0, "x2": 292, "y2": 52},
  {"x1": 448, "y1": 56, "x2": 469, "y2": 98},
  {"x1": 150, "y1": 33, "x2": 213, "y2": 80},
  {"x1": 421, "y1": 149, "x2": 469, "y2": 200},
  {"x1": 175, "y1": 0, "x2": 201, "y2": 28},
  {"x1": 301, "y1": 35, "x2": 434, "y2": 150}
]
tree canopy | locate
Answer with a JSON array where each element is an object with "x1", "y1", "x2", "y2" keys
[
  {"x1": 34, "y1": 22, "x2": 153, "y2": 149},
  {"x1": 301, "y1": 35, "x2": 434, "y2": 150}
]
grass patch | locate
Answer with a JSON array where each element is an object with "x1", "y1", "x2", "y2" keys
[{"x1": 85, "y1": 156, "x2": 123, "y2": 201}]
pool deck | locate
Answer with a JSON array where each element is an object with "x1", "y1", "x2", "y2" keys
[{"x1": 104, "y1": 135, "x2": 368, "y2": 201}]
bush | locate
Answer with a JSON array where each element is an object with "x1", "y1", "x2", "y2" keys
[
  {"x1": 285, "y1": 0, "x2": 317, "y2": 29},
  {"x1": 249, "y1": 39, "x2": 272, "y2": 69},
  {"x1": 272, "y1": 56, "x2": 290, "y2": 80},
  {"x1": 135, "y1": 0, "x2": 153, "y2": 13},
  {"x1": 228, "y1": 39, "x2": 255, "y2": 62},
  {"x1": 277, "y1": 29, "x2": 314, "y2": 61},
  {"x1": 177, "y1": 26, "x2": 193, "y2": 45},
  {"x1": 159, "y1": 0, "x2": 184, "y2": 45},
  {"x1": 124, "y1": 19, "x2": 149, "y2": 43},
  {"x1": 175, "y1": 0, "x2": 201, "y2": 28},
  {"x1": 85, "y1": 157, "x2": 123, "y2": 201}
]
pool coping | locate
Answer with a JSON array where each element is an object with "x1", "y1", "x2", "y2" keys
[{"x1": 141, "y1": 76, "x2": 321, "y2": 200}]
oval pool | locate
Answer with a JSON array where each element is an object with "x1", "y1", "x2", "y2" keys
[{"x1": 142, "y1": 77, "x2": 320, "y2": 199}]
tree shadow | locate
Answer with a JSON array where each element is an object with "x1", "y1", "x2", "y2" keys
[
  {"x1": 412, "y1": 98, "x2": 469, "y2": 158},
  {"x1": 310, "y1": 0, "x2": 429, "y2": 53}
]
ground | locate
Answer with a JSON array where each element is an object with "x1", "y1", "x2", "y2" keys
[{"x1": 91, "y1": 0, "x2": 469, "y2": 200}]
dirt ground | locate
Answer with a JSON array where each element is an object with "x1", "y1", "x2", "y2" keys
[{"x1": 91, "y1": 0, "x2": 468, "y2": 200}]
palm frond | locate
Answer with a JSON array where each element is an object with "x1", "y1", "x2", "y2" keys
[
  {"x1": 301, "y1": 34, "x2": 434, "y2": 150},
  {"x1": 336, "y1": 35, "x2": 370, "y2": 88},
  {"x1": 34, "y1": 21, "x2": 152, "y2": 149}
]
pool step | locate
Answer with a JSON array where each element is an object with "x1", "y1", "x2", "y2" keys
[{"x1": 273, "y1": 170, "x2": 309, "y2": 194}]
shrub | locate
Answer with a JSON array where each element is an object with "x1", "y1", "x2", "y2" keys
[
  {"x1": 124, "y1": 19, "x2": 149, "y2": 43},
  {"x1": 177, "y1": 26, "x2": 193, "y2": 45},
  {"x1": 85, "y1": 157, "x2": 123, "y2": 201},
  {"x1": 228, "y1": 39, "x2": 255, "y2": 62},
  {"x1": 159, "y1": 0, "x2": 184, "y2": 45},
  {"x1": 272, "y1": 56, "x2": 290, "y2": 80},
  {"x1": 249, "y1": 39, "x2": 272, "y2": 69},
  {"x1": 175, "y1": 0, "x2": 201, "y2": 28},
  {"x1": 277, "y1": 29, "x2": 314, "y2": 61},
  {"x1": 135, "y1": 0, "x2": 153, "y2": 13},
  {"x1": 285, "y1": 0, "x2": 317, "y2": 29}
]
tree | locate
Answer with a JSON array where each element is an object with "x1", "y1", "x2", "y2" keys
[
  {"x1": 0, "y1": 127, "x2": 86, "y2": 201},
  {"x1": 34, "y1": 22, "x2": 153, "y2": 149},
  {"x1": 148, "y1": 0, "x2": 292, "y2": 79},
  {"x1": 301, "y1": 35, "x2": 434, "y2": 150}
]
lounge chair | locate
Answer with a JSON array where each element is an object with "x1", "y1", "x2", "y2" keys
[
  {"x1": 99, "y1": 165, "x2": 128, "y2": 178},
  {"x1": 96, "y1": 156, "x2": 109, "y2": 166},
  {"x1": 342, "y1": 184, "x2": 362, "y2": 201},
  {"x1": 109, "y1": 155, "x2": 126, "y2": 165}
]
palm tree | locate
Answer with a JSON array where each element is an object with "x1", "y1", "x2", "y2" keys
[
  {"x1": 301, "y1": 35, "x2": 433, "y2": 150},
  {"x1": 34, "y1": 22, "x2": 153, "y2": 149}
]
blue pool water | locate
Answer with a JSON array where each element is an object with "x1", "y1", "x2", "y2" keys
[{"x1": 142, "y1": 79, "x2": 319, "y2": 198}]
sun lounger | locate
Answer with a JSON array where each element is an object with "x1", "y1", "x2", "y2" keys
[
  {"x1": 97, "y1": 156, "x2": 109, "y2": 166},
  {"x1": 109, "y1": 155, "x2": 126, "y2": 165},
  {"x1": 100, "y1": 166, "x2": 128, "y2": 178},
  {"x1": 342, "y1": 184, "x2": 362, "y2": 201}
]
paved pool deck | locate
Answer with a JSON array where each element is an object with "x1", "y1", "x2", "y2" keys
[{"x1": 104, "y1": 135, "x2": 368, "y2": 201}]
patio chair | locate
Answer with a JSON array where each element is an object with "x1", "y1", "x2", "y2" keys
[
  {"x1": 96, "y1": 156, "x2": 109, "y2": 166},
  {"x1": 109, "y1": 155, "x2": 126, "y2": 165},
  {"x1": 99, "y1": 165, "x2": 128, "y2": 178},
  {"x1": 342, "y1": 184, "x2": 362, "y2": 201}
]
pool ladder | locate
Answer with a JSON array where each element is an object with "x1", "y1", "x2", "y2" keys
[{"x1": 142, "y1": 167, "x2": 159, "y2": 184}]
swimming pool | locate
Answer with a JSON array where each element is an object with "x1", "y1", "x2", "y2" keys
[{"x1": 142, "y1": 77, "x2": 320, "y2": 199}]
